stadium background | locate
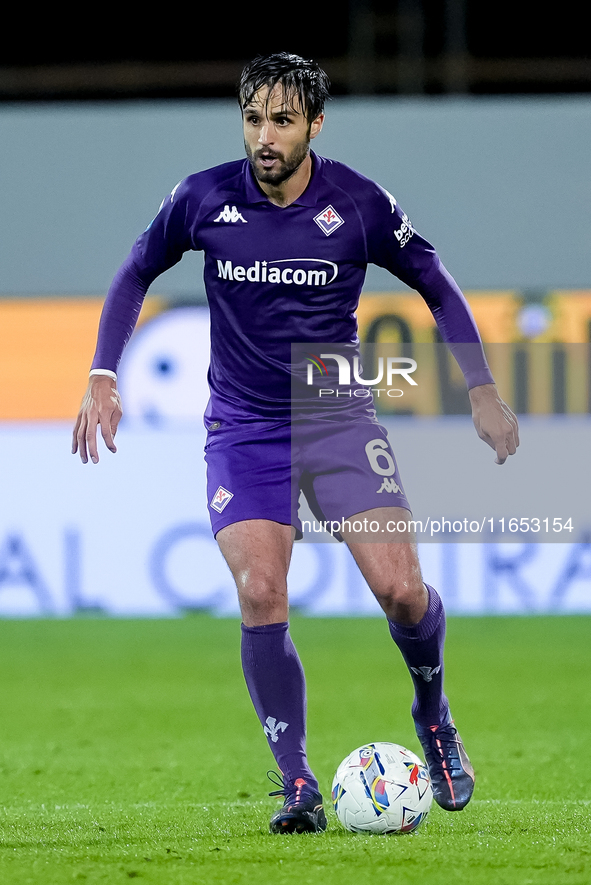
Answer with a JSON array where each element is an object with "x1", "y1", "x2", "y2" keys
[
  {"x1": 1, "y1": 9, "x2": 591, "y2": 885},
  {"x1": 1, "y1": 6, "x2": 590, "y2": 618}
]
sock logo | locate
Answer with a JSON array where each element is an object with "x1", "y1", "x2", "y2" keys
[
  {"x1": 264, "y1": 716, "x2": 289, "y2": 743},
  {"x1": 410, "y1": 665, "x2": 441, "y2": 683}
]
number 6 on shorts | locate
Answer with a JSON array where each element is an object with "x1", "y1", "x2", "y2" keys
[{"x1": 365, "y1": 438, "x2": 396, "y2": 476}]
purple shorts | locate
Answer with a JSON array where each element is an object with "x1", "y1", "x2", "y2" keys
[{"x1": 204, "y1": 417, "x2": 410, "y2": 538}]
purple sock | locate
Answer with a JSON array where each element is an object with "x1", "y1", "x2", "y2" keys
[
  {"x1": 240, "y1": 622, "x2": 319, "y2": 791},
  {"x1": 388, "y1": 585, "x2": 450, "y2": 727}
]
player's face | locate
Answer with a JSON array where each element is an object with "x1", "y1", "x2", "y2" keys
[{"x1": 243, "y1": 85, "x2": 324, "y2": 187}]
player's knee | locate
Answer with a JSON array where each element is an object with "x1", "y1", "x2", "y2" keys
[
  {"x1": 372, "y1": 578, "x2": 424, "y2": 610},
  {"x1": 236, "y1": 571, "x2": 287, "y2": 617}
]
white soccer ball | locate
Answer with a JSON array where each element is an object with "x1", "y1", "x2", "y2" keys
[{"x1": 332, "y1": 742, "x2": 433, "y2": 834}]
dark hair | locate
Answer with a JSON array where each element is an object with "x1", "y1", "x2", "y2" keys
[{"x1": 238, "y1": 52, "x2": 330, "y2": 122}]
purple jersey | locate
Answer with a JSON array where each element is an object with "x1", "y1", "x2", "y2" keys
[{"x1": 92, "y1": 151, "x2": 493, "y2": 420}]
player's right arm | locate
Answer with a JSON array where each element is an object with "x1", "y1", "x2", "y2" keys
[
  {"x1": 72, "y1": 176, "x2": 201, "y2": 463},
  {"x1": 71, "y1": 251, "x2": 156, "y2": 464}
]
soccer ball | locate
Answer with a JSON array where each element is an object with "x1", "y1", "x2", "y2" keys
[{"x1": 332, "y1": 742, "x2": 432, "y2": 834}]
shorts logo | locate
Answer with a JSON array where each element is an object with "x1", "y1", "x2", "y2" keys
[
  {"x1": 314, "y1": 205, "x2": 344, "y2": 236},
  {"x1": 210, "y1": 486, "x2": 234, "y2": 512},
  {"x1": 378, "y1": 477, "x2": 402, "y2": 494}
]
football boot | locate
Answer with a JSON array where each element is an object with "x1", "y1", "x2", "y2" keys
[
  {"x1": 415, "y1": 718, "x2": 475, "y2": 811},
  {"x1": 268, "y1": 771, "x2": 327, "y2": 834}
]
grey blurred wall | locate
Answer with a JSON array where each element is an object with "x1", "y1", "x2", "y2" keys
[{"x1": 1, "y1": 96, "x2": 589, "y2": 297}]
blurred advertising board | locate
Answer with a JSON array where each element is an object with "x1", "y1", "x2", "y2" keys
[
  {"x1": 2, "y1": 290, "x2": 591, "y2": 421},
  {"x1": 0, "y1": 422, "x2": 590, "y2": 617},
  {"x1": 1, "y1": 290, "x2": 590, "y2": 618},
  {"x1": 0, "y1": 296, "x2": 163, "y2": 420}
]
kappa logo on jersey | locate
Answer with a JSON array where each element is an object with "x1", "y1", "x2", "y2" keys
[
  {"x1": 214, "y1": 205, "x2": 247, "y2": 223},
  {"x1": 169, "y1": 181, "x2": 182, "y2": 203},
  {"x1": 154, "y1": 181, "x2": 183, "y2": 216},
  {"x1": 383, "y1": 189, "x2": 397, "y2": 213},
  {"x1": 313, "y1": 204, "x2": 345, "y2": 236},
  {"x1": 210, "y1": 486, "x2": 234, "y2": 513}
]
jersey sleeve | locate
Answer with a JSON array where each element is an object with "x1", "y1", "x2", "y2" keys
[
  {"x1": 91, "y1": 178, "x2": 200, "y2": 373},
  {"x1": 364, "y1": 184, "x2": 494, "y2": 390},
  {"x1": 132, "y1": 177, "x2": 200, "y2": 277}
]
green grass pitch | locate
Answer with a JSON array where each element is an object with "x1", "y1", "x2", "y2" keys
[{"x1": 0, "y1": 615, "x2": 590, "y2": 884}]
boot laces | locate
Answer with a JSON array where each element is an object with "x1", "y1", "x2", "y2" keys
[
  {"x1": 267, "y1": 771, "x2": 309, "y2": 803},
  {"x1": 267, "y1": 770, "x2": 289, "y2": 798},
  {"x1": 427, "y1": 724, "x2": 463, "y2": 772}
]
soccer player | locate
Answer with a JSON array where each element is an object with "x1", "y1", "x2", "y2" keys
[{"x1": 73, "y1": 52, "x2": 519, "y2": 834}]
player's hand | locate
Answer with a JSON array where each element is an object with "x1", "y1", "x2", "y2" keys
[
  {"x1": 469, "y1": 383, "x2": 519, "y2": 465},
  {"x1": 72, "y1": 375, "x2": 122, "y2": 464}
]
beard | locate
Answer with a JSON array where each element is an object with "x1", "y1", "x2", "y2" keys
[{"x1": 245, "y1": 137, "x2": 311, "y2": 186}]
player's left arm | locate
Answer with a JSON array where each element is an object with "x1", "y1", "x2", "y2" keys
[
  {"x1": 409, "y1": 259, "x2": 520, "y2": 464},
  {"x1": 365, "y1": 184, "x2": 519, "y2": 463}
]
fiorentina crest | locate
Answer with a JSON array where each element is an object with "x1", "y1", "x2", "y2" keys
[
  {"x1": 314, "y1": 205, "x2": 345, "y2": 236},
  {"x1": 210, "y1": 486, "x2": 234, "y2": 513}
]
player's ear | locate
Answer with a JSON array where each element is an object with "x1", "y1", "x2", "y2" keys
[{"x1": 309, "y1": 113, "x2": 325, "y2": 140}]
